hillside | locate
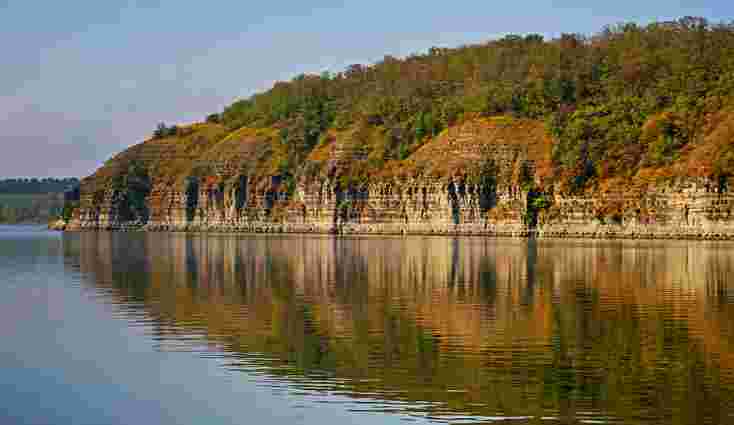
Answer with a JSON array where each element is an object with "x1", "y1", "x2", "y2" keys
[
  {"x1": 0, "y1": 179, "x2": 78, "y2": 224},
  {"x1": 0, "y1": 193, "x2": 65, "y2": 224},
  {"x1": 65, "y1": 18, "x2": 734, "y2": 239}
]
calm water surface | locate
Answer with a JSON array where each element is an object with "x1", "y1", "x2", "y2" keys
[{"x1": 2, "y1": 225, "x2": 734, "y2": 424}]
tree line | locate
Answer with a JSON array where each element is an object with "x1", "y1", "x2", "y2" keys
[{"x1": 0, "y1": 178, "x2": 80, "y2": 194}]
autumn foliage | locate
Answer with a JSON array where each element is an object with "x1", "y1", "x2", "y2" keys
[{"x1": 112, "y1": 17, "x2": 734, "y2": 192}]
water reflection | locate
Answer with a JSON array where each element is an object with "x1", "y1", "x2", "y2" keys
[{"x1": 64, "y1": 234, "x2": 734, "y2": 424}]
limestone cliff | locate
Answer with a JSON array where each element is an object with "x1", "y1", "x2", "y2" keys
[{"x1": 66, "y1": 117, "x2": 734, "y2": 240}]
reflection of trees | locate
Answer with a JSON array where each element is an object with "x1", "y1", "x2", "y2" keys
[{"x1": 66, "y1": 234, "x2": 734, "y2": 423}]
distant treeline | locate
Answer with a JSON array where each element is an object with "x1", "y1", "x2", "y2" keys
[{"x1": 0, "y1": 178, "x2": 79, "y2": 194}]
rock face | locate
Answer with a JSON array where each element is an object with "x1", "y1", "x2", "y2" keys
[
  {"x1": 66, "y1": 119, "x2": 734, "y2": 240},
  {"x1": 537, "y1": 179, "x2": 734, "y2": 239},
  {"x1": 69, "y1": 177, "x2": 524, "y2": 236}
]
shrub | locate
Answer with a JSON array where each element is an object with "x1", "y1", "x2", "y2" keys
[{"x1": 153, "y1": 122, "x2": 179, "y2": 139}]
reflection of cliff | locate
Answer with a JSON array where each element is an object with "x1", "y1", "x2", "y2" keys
[
  {"x1": 67, "y1": 234, "x2": 734, "y2": 423},
  {"x1": 535, "y1": 241, "x2": 734, "y2": 368}
]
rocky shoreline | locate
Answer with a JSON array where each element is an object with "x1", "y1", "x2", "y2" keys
[{"x1": 60, "y1": 226, "x2": 734, "y2": 241}]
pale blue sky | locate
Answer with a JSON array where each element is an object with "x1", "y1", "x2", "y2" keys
[{"x1": 1, "y1": 0, "x2": 731, "y2": 177}]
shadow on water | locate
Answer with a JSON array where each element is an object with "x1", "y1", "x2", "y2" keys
[{"x1": 64, "y1": 233, "x2": 734, "y2": 424}]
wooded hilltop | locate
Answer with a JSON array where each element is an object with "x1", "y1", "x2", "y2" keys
[{"x1": 205, "y1": 16, "x2": 734, "y2": 188}]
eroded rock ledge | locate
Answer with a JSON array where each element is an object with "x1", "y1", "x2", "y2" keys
[{"x1": 65, "y1": 175, "x2": 734, "y2": 240}]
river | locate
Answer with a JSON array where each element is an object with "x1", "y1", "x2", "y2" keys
[{"x1": 1, "y1": 225, "x2": 733, "y2": 424}]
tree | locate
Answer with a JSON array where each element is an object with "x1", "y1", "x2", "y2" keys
[{"x1": 153, "y1": 122, "x2": 178, "y2": 138}]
